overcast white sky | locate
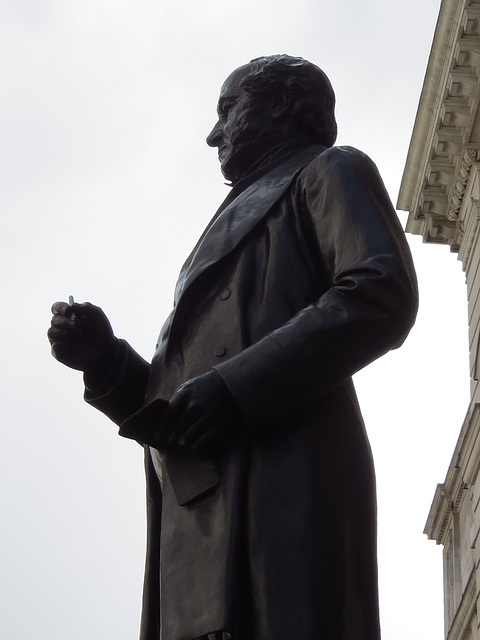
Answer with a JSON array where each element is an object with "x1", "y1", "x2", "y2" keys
[{"x1": 0, "y1": 0, "x2": 470, "y2": 638}]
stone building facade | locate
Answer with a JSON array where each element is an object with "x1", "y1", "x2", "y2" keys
[{"x1": 398, "y1": 1, "x2": 480, "y2": 637}]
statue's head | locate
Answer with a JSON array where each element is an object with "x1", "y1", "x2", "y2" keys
[{"x1": 206, "y1": 54, "x2": 337, "y2": 182}]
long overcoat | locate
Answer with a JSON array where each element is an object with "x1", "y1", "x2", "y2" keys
[{"x1": 87, "y1": 144, "x2": 418, "y2": 640}]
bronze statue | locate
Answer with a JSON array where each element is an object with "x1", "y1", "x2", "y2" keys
[{"x1": 48, "y1": 55, "x2": 418, "y2": 640}]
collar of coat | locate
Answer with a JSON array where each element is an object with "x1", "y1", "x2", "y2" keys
[{"x1": 174, "y1": 143, "x2": 327, "y2": 307}]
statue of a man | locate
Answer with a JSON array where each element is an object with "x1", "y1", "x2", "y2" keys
[{"x1": 48, "y1": 55, "x2": 418, "y2": 640}]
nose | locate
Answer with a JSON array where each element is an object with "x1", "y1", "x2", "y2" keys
[{"x1": 206, "y1": 120, "x2": 223, "y2": 148}]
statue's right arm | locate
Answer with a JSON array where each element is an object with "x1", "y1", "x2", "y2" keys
[{"x1": 48, "y1": 301, "x2": 150, "y2": 425}]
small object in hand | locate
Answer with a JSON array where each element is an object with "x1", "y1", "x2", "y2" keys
[{"x1": 68, "y1": 295, "x2": 76, "y2": 322}]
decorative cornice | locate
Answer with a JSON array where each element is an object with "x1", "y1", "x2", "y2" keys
[
  {"x1": 425, "y1": 403, "x2": 480, "y2": 545},
  {"x1": 398, "y1": 0, "x2": 480, "y2": 251},
  {"x1": 424, "y1": 476, "x2": 469, "y2": 545}
]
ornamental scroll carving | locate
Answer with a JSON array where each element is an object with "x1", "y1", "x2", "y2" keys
[{"x1": 448, "y1": 147, "x2": 479, "y2": 221}]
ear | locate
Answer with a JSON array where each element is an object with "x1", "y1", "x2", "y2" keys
[{"x1": 271, "y1": 92, "x2": 292, "y2": 119}]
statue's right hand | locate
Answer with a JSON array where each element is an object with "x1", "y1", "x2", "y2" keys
[{"x1": 48, "y1": 301, "x2": 119, "y2": 377}]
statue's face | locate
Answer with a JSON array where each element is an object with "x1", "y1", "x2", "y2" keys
[
  {"x1": 206, "y1": 65, "x2": 252, "y2": 176},
  {"x1": 207, "y1": 64, "x2": 282, "y2": 181}
]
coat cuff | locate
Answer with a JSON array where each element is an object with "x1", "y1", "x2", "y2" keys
[{"x1": 84, "y1": 339, "x2": 150, "y2": 426}]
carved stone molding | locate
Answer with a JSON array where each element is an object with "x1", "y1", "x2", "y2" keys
[
  {"x1": 449, "y1": 147, "x2": 478, "y2": 220},
  {"x1": 398, "y1": 0, "x2": 480, "y2": 253},
  {"x1": 424, "y1": 476, "x2": 469, "y2": 546},
  {"x1": 425, "y1": 403, "x2": 480, "y2": 545}
]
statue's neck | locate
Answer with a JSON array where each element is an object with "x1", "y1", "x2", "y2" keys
[{"x1": 223, "y1": 133, "x2": 314, "y2": 189}]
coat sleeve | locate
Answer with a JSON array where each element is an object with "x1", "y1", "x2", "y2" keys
[
  {"x1": 84, "y1": 339, "x2": 151, "y2": 426},
  {"x1": 213, "y1": 146, "x2": 418, "y2": 426}
]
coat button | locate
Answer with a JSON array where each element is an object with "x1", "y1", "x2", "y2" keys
[
  {"x1": 214, "y1": 346, "x2": 227, "y2": 357},
  {"x1": 220, "y1": 289, "x2": 231, "y2": 301}
]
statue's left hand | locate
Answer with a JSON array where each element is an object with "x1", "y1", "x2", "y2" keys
[{"x1": 161, "y1": 370, "x2": 241, "y2": 454}]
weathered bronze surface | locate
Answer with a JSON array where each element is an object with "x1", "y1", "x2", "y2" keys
[{"x1": 49, "y1": 55, "x2": 418, "y2": 640}]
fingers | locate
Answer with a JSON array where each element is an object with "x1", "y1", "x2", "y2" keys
[
  {"x1": 48, "y1": 299, "x2": 117, "y2": 374},
  {"x1": 185, "y1": 422, "x2": 220, "y2": 453},
  {"x1": 49, "y1": 300, "x2": 111, "y2": 338},
  {"x1": 164, "y1": 415, "x2": 219, "y2": 453},
  {"x1": 48, "y1": 316, "x2": 78, "y2": 345},
  {"x1": 164, "y1": 387, "x2": 195, "y2": 445},
  {"x1": 154, "y1": 372, "x2": 236, "y2": 453},
  {"x1": 51, "y1": 300, "x2": 82, "y2": 321},
  {"x1": 48, "y1": 300, "x2": 85, "y2": 367},
  {"x1": 163, "y1": 377, "x2": 228, "y2": 452},
  {"x1": 51, "y1": 300, "x2": 100, "y2": 317},
  {"x1": 161, "y1": 382, "x2": 202, "y2": 447},
  {"x1": 51, "y1": 300, "x2": 69, "y2": 315},
  {"x1": 49, "y1": 303, "x2": 82, "y2": 336},
  {"x1": 49, "y1": 341, "x2": 85, "y2": 370},
  {"x1": 171, "y1": 416, "x2": 210, "y2": 448},
  {"x1": 47, "y1": 320, "x2": 83, "y2": 356}
]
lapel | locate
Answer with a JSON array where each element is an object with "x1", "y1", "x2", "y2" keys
[{"x1": 173, "y1": 144, "x2": 325, "y2": 306}]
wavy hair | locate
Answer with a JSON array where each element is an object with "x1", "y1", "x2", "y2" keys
[{"x1": 240, "y1": 55, "x2": 337, "y2": 148}]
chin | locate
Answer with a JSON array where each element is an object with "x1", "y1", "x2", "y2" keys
[
  {"x1": 220, "y1": 165, "x2": 234, "y2": 183},
  {"x1": 220, "y1": 155, "x2": 235, "y2": 179}
]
